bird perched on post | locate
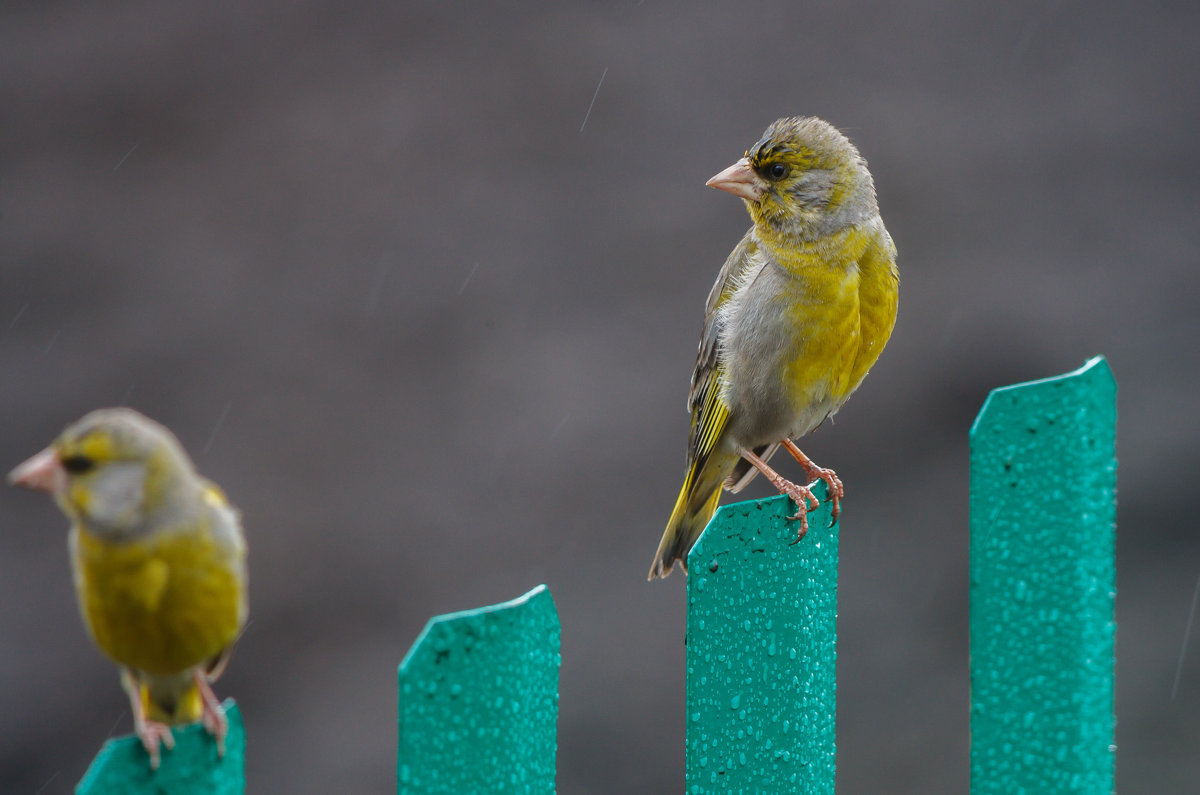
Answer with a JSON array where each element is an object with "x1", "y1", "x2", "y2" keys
[
  {"x1": 649, "y1": 116, "x2": 899, "y2": 580},
  {"x1": 9, "y1": 408, "x2": 248, "y2": 768}
]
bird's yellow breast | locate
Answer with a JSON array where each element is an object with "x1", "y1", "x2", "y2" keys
[
  {"x1": 71, "y1": 521, "x2": 245, "y2": 676},
  {"x1": 777, "y1": 222, "x2": 898, "y2": 412}
]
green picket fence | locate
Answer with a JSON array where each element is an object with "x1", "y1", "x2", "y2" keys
[
  {"x1": 76, "y1": 702, "x2": 246, "y2": 794},
  {"x1": 969, "y1": 356, "x2": 1117, "y2": 792},
  {"x1": 75, "y1": 357, "x2": 1117, "y2": 794}
]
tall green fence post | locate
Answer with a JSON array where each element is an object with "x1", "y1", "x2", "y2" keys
[
  {"x1": 75, "y1": 700, "x2": 245, "y2": 795},
  {"x1": 686, "y1": 486, "x2": 839, "y2": 794},
  {"x1": 397, "y1": 584, "x2": 560, "y2": 794},
  {"x1": 969, "y1": 356, "x2": 1117, "y2": 793}
]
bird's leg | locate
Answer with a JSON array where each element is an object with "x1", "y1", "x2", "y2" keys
[
  {"x1": 192, "y1": 670, "x2": 228, "y2": 757},
  {"x1": 781, "y1": 439, "x2": 843, "y2": 525},
  {"x1": 740, "y1": 448, "x2": 819, "y2": 540},
  {"x1": 121, "y1": 669, "x2": 174, "y2": 770}
]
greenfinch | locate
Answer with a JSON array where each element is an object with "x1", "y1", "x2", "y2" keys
[
  {"x1": 650, "y1": 116, "x2": 899, "y2": 579},
  {"x1": 9, "y1": 408, "x2": 248, "y2": 768}
]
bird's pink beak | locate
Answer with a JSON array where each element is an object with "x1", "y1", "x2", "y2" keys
[
  {"x1": 8, "y1": 448, "x2": 64, "y2": 493},
  {"x1": 706, "y1": 157, "x2": 768, "y2": 202}
]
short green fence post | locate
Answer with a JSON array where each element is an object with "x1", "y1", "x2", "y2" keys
[
  {"x1": 75, "y1": 700, "x2": 245, "y2": 795},
  {"x1": 397, "y1": 584, "x2": 561, "y2": 794},
  {"x1": 969, "y1": 356, "x2": 1117, "y2": 793},
  {"x1": 685, "y1": 486, "x2": 839, "y2": 794}
]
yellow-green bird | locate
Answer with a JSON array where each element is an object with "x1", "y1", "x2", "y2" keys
[
  {"x1": 649, "y1": 116, "x2": 899, "y2": 580},
  {"x1": 9, "y1": 408, "x2": 247, "y2": 768}
]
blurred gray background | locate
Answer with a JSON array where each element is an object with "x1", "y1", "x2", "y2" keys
[{"x1": 1, "y1": 2, "x2": 1197, "y2": 792}]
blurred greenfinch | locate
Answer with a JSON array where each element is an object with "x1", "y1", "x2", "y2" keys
[
  {"x1": 650, "y1": 116, "x2": 898, "y2": 579},
  {"x1": 9, "y1": 408, "x2": 248, "y2": 768}
]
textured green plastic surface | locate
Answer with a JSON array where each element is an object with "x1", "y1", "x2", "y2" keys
[
  {"x1": 969, "y1": 357, "x2": 1117, "y2": 794},
  {"x1": 75, "y1": 700, "x2": 245, "y2": 795},
  {"x1": 685, "y1": 487, "x2": 838, "y2": 794},
  {"x1": 397, "y1": 585, "x2": 560, "y2": 794}
]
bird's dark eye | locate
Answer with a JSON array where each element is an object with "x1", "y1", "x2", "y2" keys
[
  {"x1": 768, "y1": 163, "x2": 788, "y2": 180},
  {"x1": 61, "y1": 455, "x2": 95, "y2": 474}
]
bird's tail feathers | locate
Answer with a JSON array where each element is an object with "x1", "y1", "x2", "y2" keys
[{"x1": 648, "y1": 453, "x2": 733, "y2": 580}]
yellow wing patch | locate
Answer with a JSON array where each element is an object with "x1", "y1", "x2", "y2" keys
[
  {"x1": 202, "y1": 482, "x2": 229, "y2": 508},
  {"x1": 686, "y1": 364, "x2": 730, "y2": 480}
]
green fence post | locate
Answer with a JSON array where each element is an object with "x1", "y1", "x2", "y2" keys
[
  {"x1": 397, "y1": 584, "x2": 560, "y2": 794},
  {"x1": 685, "y1": 487, "x2": 839, "y2": 794},
  {"x1": 75, "y1": 700, "x2": 245, "y2": 795},
  {"x1": 969, "y1": 356, "x2": 1117, "y2": 793}
]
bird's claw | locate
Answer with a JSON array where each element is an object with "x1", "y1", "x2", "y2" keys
[
  {"x1": 780, "y1": 440, "x2": 844, "y2": 525},
  {"x1": 201, "y1": 702, "x2": 228, "y2": 757},
  {"x1": 805, "y1": 465, "x2": 843, "y2": 523},
  {"x1": 770, "y1": 476, "x2": 816, "y2": 542},
  {"x1": 135, "y1": 720, "x2": 175, "y2": 770},
  {"x1": 194, "y1": 671, "x2": 229, "y2": 758},
  {"x1": 787, "y1": 510, "x2": 810, "y2": 544}
]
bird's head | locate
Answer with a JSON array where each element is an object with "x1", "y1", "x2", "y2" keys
[
  {"x1": 707, "y1": 116, "x2": 877, "y2": 242},
  {"x1": 9, "y1": 408, "x2": 196, "y2": 537}
]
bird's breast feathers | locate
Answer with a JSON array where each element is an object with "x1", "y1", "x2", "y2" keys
[
  {"x1": 716, "y1": 221, "x2": 897, "y2": 441},
  {"x1": 70, "y1": 512, "x2": 247, "y2": 676}
]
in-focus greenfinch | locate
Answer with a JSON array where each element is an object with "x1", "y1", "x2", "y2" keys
[
  {"x1": 9, "y1": 408, "x2": 248, "y2": 768},
  {"x1": 650, "y1": 116, "x2": 898, "y2": 579}
]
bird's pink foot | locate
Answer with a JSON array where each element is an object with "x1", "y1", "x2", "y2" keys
[
  {"x1": 769, "y1": 475, "x2": 818, "y2": 541},
  {"x1": 134, "y1": 719, "x2": 175, "y2": 770},
  {"x1": 121, "y1": 669, "x2": 174, "y2": 769},
  {"x1": 782, "y1": 439, "x2": 844, "y2": 525},
  {"x1": 193, "y1": 671, "x2": 228, "y2": 757},
  {"x1": 804, "y1": 464, "x2": 843, "y2": 523},
  {"x1": 740, "y1": 448, "x2": 818, "y2": 541}
]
